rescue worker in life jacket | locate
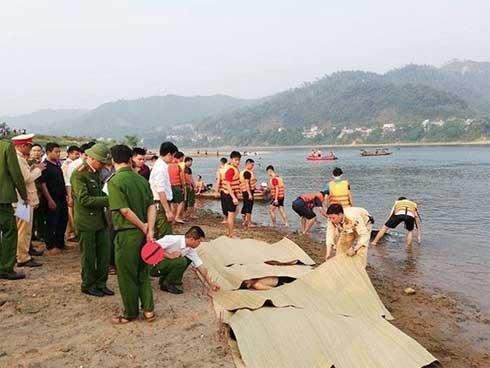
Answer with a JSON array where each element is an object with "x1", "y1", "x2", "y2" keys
[
  {"x1": 215, "y1": 157, "x2": 228, "y2": 224},
  {"x1": 240, "y1": 158, "x2": 257, "y2": 228},
  {"x1": 292, "y1": 191, "x2": 328, "y2": 235},
  {"x1": 323, "y1": 167, "x2": 352, "y2": 207},
  {"x1": 266, "y1": 165, "x2": 288, "y2": 228},
  {"x1": 371, "y1": 197, "x2": 421, "y2": 248},
  {"x1": 222, "y1": 151, "x2": 242, "y2": 237}
]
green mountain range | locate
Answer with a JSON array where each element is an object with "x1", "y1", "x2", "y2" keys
[{"x1": 3, "y1": 60, "x2": 490, "y2": 146}]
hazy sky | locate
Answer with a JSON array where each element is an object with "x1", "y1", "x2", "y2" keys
[{"x1": 1, "y1": 0, "x2": 489, "y2": 115}]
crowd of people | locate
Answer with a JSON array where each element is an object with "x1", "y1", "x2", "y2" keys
[{"x1": 0, "y1": 133, "x2": 422, "y2": 324}]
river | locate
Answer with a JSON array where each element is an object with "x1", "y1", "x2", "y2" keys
[{"x1": 190, "y1": 145, "x2": 490, "y2": 317}]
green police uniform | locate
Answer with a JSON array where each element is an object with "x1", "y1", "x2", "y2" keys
[
  {"x1": 71, "y1": 162, "x2": 110, "y2": 291},
  {"x1": 0, "y1": 141, "x2": 27, "y2": 275},
  {"x1": 108, "y1": 166, "x2": 154, "y2": 320},
  {"x1": 155, "y1": 205, "x2": 172, "y2": 239}
]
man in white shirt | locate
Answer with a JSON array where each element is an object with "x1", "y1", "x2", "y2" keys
[
  {"x1": 150, "y1": 226, "x2": 219, "y2": 294},
  {"x1": 149, "y1": 142, "x2": 177, "y2": 238},
  {"x1": 61, "y1": 145, "x2": 81, "y2": 241}
]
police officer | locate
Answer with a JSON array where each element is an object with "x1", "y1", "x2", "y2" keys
[
  {"x1": 71, "y1": 143, "x2": 113, "y2": 297},
  {"x1": 12, "y1": 134, "x2": 46, "y2": 268},
  {"x1": 0, "y1": 139, "x2": 28, "y2": 280},
  {"x1": 108, "y1": 145, "x2": 156, "y2": 324}
]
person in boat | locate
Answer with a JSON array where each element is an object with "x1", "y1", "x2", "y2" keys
[
  {"x1": 329, "y1": 151, "x2": 335, "y2": 158},
  {"x1": 325, "y1": 204, "x2": 374, "y2": 268},
  {"x1": 323, "y1": 167, "x2": 352, "y2": 207},
  {"x1": 316, "y1": 149, "x2": 322, "y2": 158},
  {"x1": 215, "y1": 157, "x2": 228, "y2": 223},
  {"x1": 266, "y1": 165, "x2": 289, "y2": 228},
  {"x1": 222, "y1": 151, "x2": 242, "y2": 237},
  {"x1": 195, "y1": 175, "x2": 206, "y2": 194},
  {"x1": 371, "y1": 197, "x2": 421, "y2": 248},
  {"x1": 292, "y1": 191, "x2": 328, "y2": 235},
  {"x1": 240, "y1": 158, "x2": 257, "y2": 228}
]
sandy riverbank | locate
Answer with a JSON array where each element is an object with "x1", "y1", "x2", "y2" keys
[{"x1": 1, "y1": 210, "x2": 489, "y2": 367}]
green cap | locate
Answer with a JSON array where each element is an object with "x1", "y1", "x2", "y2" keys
[{"x1": 85, "y1": 143, "x2": 112, "y2": 164}]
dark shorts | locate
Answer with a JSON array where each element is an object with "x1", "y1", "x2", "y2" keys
[
  {"x1": 222, "y1": 193, "x2": 237, "y2": 214},
  {"x1": 241, "y1": 192, "x2": 254, "y2": 215},
  {"x1": 292, "y1": 198, "x2": 316, "y2": 220},
  {"x1": 171, "y1": 186, "x2": 184, "y2": 204},
  {"x1": 185, "y1": 185, "x2": 195, "y2": 208},
  {"x1": 385, "y1": 214, "x2": 415, "y2": 231},
  {"x1": 270, "y1": 197, "x2": 285, "y2": 207},
  {"x1": 220, "y1": 191, "x2": 228, "y2": 216}
]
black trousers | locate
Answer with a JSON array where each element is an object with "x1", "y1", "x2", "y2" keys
[{"x1": 45, "y1": 200, "x2": 68, "y2": 249}]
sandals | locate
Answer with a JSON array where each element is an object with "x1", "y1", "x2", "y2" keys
[
  {"x1": 143, "y1": 312, "x2": 156, "y2": 323},
  {"x1": 111, "y1": 316, "x2": 132, "y2": 325}
]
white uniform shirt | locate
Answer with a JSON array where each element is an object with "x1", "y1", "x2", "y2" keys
[
  {"x1": 156, "y1": 235, "x2": 203, "y2": 268},
  {"x1": 65, "y1": 157, "x2": 83, "y2": 187},
  {"x1": 149, "y1": 157, "x2": 173, "y2": 201}
]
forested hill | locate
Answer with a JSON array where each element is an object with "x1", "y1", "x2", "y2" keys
[
  {"x1": 4, "y1": 60, "x2": 490, "y2": 146},
  {"x1": 193, "y1": 61, "x2": 490, "y2": 146}
]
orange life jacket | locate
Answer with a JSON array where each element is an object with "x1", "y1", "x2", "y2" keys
[
  {"x1": 217, "y1": 166, "x2": 227, "y2": 192},
  {"x1": 270, "y1": 176, "x2": 285, "y2": 199},
  {"x1": 168, "y1": 162, "x2": 182, "y2": 187},
  {"x1": 328, "y1": 180, "x2": 350, "y2": 207},
  {"x1": 300, "y1": 192, "x2": 324, "y2": 208},
  {"x1": 240, "y1": 169, "x2": 257, "y2": 192},
  {"x1": 222, "y1": 164, "x2": 241, "y2": 195}
]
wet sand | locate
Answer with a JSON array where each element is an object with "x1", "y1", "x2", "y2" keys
[{"x1": 1, "y1": 210, "x2": 489, "y2": 368}]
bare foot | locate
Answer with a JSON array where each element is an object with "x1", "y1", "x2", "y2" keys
[{"x1": 370, "y1": 241, "x2": 378, "y2": 246}]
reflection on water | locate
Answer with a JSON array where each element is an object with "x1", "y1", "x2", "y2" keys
[{"x1": 191, "y1": 145, "x2": 490, "y2": 312}]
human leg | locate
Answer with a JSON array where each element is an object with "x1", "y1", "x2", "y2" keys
[
  {"x1": 95, "y1": 228, "x2": 111, "y2": 289},
  {"x1": 155, "y1": 206, "x2": 172, "y2": 239},
  {"x1": 16, "y1": 207, "x2": 34, "y2": 263},
  {"x1": 371, "y1": 225, "x2": 390, "y2": 245},
  {"x1": 79, "y1": 231, "x2": 97, "y2": 290},
  {"x1": 114, "y1": 230, "x2": 146, "y2": 319},
  {"x1": 0, "y1": 204, "x2": 19, "y2": 274}
]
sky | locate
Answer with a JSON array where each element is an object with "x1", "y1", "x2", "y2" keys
[{"x1": 1, "y1": 0, "x2": 490, "y2": 115}]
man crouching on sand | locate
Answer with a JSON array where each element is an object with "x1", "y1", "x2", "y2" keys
[{"x1": 151, "y1": 226, "x2": 220, "y2": 294}]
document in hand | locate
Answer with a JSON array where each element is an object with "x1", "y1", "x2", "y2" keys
[{"x1": 15, "y1": 202, "x2": 30, "y2": 222}]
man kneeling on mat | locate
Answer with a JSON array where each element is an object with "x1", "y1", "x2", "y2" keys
[{"x1": 151, "y1": 226, "x2": 220, "y2": 294}]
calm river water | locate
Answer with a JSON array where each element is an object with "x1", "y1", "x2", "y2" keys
[{"x1": 190, "y1": 145, "x2": 490, "y2": 315}]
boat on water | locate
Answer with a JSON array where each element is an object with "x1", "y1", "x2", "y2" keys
[
  {"x1": 306, "y1": 155, "x2": 338, "y2": 161},
  {"x1": 360, "y1": 148, "x2": 392, "y2": 157},
  {"x1": 197, "y1": 190, "x2": 270, "y2": 202}
]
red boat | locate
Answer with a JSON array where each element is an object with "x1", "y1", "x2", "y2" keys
[{"x1": 306, "y1": 155, "x2": 337, "y2": 161}]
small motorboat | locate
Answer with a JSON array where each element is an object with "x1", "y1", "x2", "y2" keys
[
  {"x1": 306, "y1": 155, "x2": 337, "y2": 161},
  {"x1": 360, "y1": 148, "x2": 392, "y2": 157}
]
